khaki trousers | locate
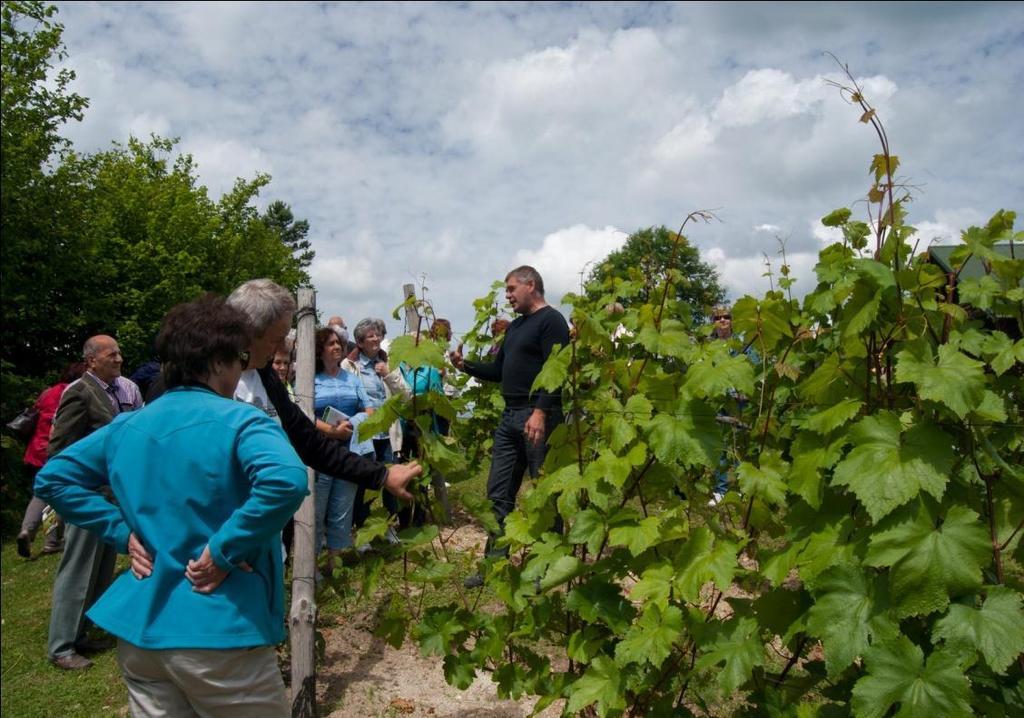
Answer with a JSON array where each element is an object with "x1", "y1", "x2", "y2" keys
[{"x1": 117, "y1": 640, "x2": 288, "y2": 717}]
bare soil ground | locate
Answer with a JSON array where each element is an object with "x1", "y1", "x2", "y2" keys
[{"x1": 315, "y1": 522, "x2": 563, "y2": 718}]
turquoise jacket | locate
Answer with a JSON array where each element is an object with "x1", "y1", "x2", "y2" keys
[{"x1": 35, "y1": 385, "x2": 308, "y2": 650}]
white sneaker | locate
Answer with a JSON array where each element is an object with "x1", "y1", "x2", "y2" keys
[
  {"x1": 707, "y1": 492, "x2": 726, "y2": 507},
  {"x1": 385, "y1": 527, "x2": 400, "y2": 545}
]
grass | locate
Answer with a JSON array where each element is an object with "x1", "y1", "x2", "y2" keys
[{"x1": 1, "y1": 541, "x2": 130, "y2": 717}]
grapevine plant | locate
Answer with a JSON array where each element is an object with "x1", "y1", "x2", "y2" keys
[{"x1": 352, "y1": 71, "x2": 1023, "y2": 716}]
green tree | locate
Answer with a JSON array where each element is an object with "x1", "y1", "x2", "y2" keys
[
  {"x1": 1, "y1": 0, "x2": 89, "y2": 399},
  {"x1": 262, "y1": 199, "x2": 314, "y2": 272},
  {"x1": 587, "y1": 225, "x2": 726, "y2": 323}
]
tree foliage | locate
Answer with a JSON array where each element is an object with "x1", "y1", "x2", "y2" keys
[
  {"x1": 263, "y1": 199, "x2": 315, "y2": 271},
  {"x1": 1, "y1": 3, "x2": 307, "y2": 392},
  {"x1": 1, "y1": 3, "x2": 309, "y2": 531},
  {"x1": 587, "y1": 225, "x2": 726, "y2": 322}
]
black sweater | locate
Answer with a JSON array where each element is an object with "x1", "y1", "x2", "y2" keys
[{"x1": 463, "y1": 305, "x2": 569, "y2": 411}]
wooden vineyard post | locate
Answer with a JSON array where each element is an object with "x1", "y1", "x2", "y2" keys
[{"x1": 290, "y1": 287, "x2": 318, "y2": 717}]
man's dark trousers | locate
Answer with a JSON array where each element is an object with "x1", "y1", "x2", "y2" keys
[{"x1": 485, "y1": 406, "x2": 564, "y2": 558}]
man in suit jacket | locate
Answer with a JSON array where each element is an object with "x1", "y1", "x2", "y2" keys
[{"x1": 45, "y1": 335, "x2": 143, "y2": 670}]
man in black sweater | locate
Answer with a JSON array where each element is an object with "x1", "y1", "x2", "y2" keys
[{"x1": 450, "y1": 266, "x2": 569, "y2": 585}]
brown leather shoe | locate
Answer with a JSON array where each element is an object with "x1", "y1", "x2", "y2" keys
[
  {"x1": 41, "y1": 543, "x2": 64, "y2": 554},
  {"x1": 16, "y1": 532, "x2": 31, "y2": 558},
  {"x1": 51, "y1": 652, "x2": 93, "y2": 670}
]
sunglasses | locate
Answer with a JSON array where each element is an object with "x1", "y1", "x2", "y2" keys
[{"x1": 714, "y1": 315, "x2": 731, "y2": 321}]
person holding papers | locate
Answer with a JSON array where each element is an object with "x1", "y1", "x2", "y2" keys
[{"x1": 313, "y1": 328, "x2": 372, "y2": 568}]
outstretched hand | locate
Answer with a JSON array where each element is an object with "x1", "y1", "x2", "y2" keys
[
  {"x1": 384, "y1": 461, "x2": 422, "y2": 501},
  {"x1": 449, "y1": 343, "x2": 465, "y2": 370}
]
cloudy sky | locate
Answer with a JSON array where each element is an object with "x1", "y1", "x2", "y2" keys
[{"x1": 52, "y1": 1, "x2": 1023, "y2": 339}]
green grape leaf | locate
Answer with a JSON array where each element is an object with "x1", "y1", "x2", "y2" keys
[
  {"x1": 373, "y1": 595, "x2": 408, "y2": 649},
  {"x1": 567, "y1": 579, "x2": 636, "y2": 633},
  {"x1": 840, "y1": 284, "x2": 882, "y2": 339},
  {"x1": 851, "y1": 637, "x2": 973, "y2": 718},
  {"x1": 674, "y1": 527, "x2": 741, "y2": 602},
  {"x1": 957, "y1": 274, "x2": 1003, "y2": 310},
  {"x1": 600, "y1": 402, "x2": 636, "y2": 452},
  {"x1": 408, "y1": 558, "x2": 455, "y2": 585},
  {"x1": 787, "y1": 432, "x2": 846, "y2": 510},
  {"x1": 568, "y1": 626, "x2": 607, "y2": 664},
  {"x1": 567, "y1": 508, "x2": 606, "y2": 556},
  {"x1": 797, "y1": 398, "x2": 864, "y2": 435},
  {"x1": 865, "y1": 503, "x2": 990, "y2": 617},
  {"x1": 821, "y1": 208, "x2": 852, "y2": 227},
  {"x1": 683, "y1": 348, "x2": 756, "y2": 399},
  {"x1": 736, "y1": 450, "x2": 788, "y2": 506},
  {"x1": 608, "y1": 516, "x2": 662, "y2": 557},
  {"x1": 443, "y1": 653, "x2": 477, "y2": 689},
  {"x1": 832, "y1": 412, "x2": 954, "y2": 522},
  {"x1": 530, "y1": 342, "x2": 570, "y2": 393},
  {"x1": 806, "y1": 563, "x2": 899, "y2": 675},
  {"x1": 396, "y1": 524, "x2": 439, "y2": 549},
  {"x1": 614, "y1": 603, "x2": 684, "y2": 668},
  {"x1": 623, "y1": 394, "x2": 654, "y2": 421},
  {"x1": 991, "y1": 337, "x2": 1024, "y2": 376},
  {"x1": 538, "y1": 555, "x2": 584, "y2": 592},
  {"x1": 636, "y1": 319, "x2": 694, "y2": 359},
  {"x1": 630, "y1": 561, "x2": 675, "y2": 607},
  {"x1": 694, "y1": 616, "x2": 765, "y2": 693},
  {"x1": 933, "y1": 587, "x2": 1024, "y2": 674},
  {"x1": 414, "y1": 607, "x2": 468, "y2": 657},
  {"x1": 387, "y1": 333, "x2": 446, "y2": 370},
  {"x1": 894, "y1": 341, "x2": 986, "y2": 419},
  {"x1": 565, "y1": 655, "x2": 627, "y2": 716},
  {"x1": 753, "y1": 586, "x2": 812, "y2": 644},
  {"x1": 643, "y1": 401, "x2": 720, "y2": 469}
]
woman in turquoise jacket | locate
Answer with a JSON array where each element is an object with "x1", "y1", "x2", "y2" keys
[{"x1": 36, "y1": 295, "x2": 308, "y2": 716}]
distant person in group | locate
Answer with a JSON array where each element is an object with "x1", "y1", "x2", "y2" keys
[
  {"x1": 342, "y1": 318, "x2": 411, "y2": 541},
  {"x1": 313, "y1": 326, "x2": 370, "y2": 567},
  {"x1": 45, "y1": 335, "x2": 144, "y2": 670},
  {"x1": 128, "y1": 342, "x2": 162, "y2": 400},
  {"x1": 272, "y1": 340, "x2": 296, "y2": 402},
  {"x1": 449, "y1": 266, "x2": 570, "y2": 587},
  {"x1": 36, "y1": 295, "x2": 309, "y2": 715},
  {"x1": 327, "y1": 314, "x2": 356, "y2": 353},
  {"x1": 707, "y1": 303, "x2": 757, "y2": 506},
  {"x1": 15, "y1": 361, "x2": 87, "y2": 559}
]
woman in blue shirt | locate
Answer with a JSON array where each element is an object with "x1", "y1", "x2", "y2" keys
[
  {"x1": 313, "y1": 327, "x2": 372, "y2": 565},
  {"x1": 35, "y1": 295, "x2": 308, "y2": 715}
]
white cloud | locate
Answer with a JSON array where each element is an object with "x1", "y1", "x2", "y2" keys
[
  {"x1": 47, "y1": 1, "x2": 1024, "y2": 337},
  {"x1": 514, "y1": 225, "x2": 628, "y2": 304},
  {"x1": 180, "y1": 136, "x2": 272, "y2": 199}
]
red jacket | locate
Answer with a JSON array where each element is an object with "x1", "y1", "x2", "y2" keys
[{"x1": 23, "y1": 382, "x2": 68, "y2": 468}]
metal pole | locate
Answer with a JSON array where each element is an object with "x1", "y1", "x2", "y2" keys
[{"x1": 290, "y1": 287, "x2": 318, "y2": 717}]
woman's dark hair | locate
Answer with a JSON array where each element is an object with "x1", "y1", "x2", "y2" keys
[
  {"x1": 156, "y1": 294, "x2": 251, "y2": 388},
  {"x1": 315, "y1": 327, "x2": 342, "y2": 373},
  {"x1": 60, "y1": 362, "x2": 87, "y2": 384}
]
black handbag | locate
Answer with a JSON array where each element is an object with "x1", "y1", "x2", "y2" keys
[{"x1": 6, "y1": 406, "x2": 40, "y2": 440}]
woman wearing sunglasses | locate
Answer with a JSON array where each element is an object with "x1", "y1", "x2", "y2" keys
[{"x1": 36, "y1": 294, "x2": 308, "y2": 716}]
